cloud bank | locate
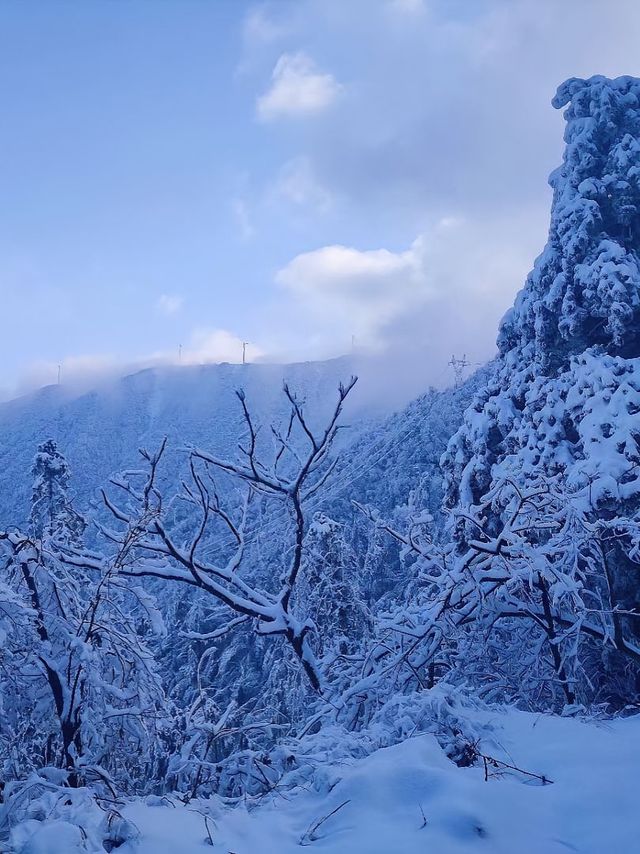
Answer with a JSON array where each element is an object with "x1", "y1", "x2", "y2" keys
[
  {"x1": 6, "y1": 329, "x2": 264, "y2": 401},
  {"x1": 276, "y1": 238, "x2": 431, "y2": 349}
]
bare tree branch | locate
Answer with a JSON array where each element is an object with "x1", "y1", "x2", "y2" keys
[{"x1": 97, "y1": 377, "x2": 358, "y2": 693}]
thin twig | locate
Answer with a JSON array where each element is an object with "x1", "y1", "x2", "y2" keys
[{"x1": 299, "y1": 799, "x2": 350, "y2": 846}]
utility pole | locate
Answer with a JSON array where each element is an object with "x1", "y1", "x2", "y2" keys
[
  {"x1": 178, "y1": 343, "x2": 182, "y2": 363},
  {"x1": 242, "y1": 341, "x2": 249, "y2": 365},
  {"x1": 448, "y1": 353, "x2": 470, "y2": 387},
  {"x1": 57, "y1": 364, "x2": 61, "y2": 385}
]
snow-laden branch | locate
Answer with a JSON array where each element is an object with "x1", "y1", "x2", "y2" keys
[
  {"x1": 340, "y1": 478, "x2": 640, "y2": 718},
  {"x1": 99, "y1": 377, "x2": 358, "y2": 692}
]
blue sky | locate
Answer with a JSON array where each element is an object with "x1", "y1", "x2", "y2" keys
[{"x1": 2, "y1": 0, "x2": 640, "y2": 397}]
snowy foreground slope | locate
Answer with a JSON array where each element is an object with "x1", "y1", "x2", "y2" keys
[
  {"x1": 123, "y1": 710, "x2": 640, "y2": 854},
  {"x1": 12, "y1": 707, "x2": 638, "y2": 854}
]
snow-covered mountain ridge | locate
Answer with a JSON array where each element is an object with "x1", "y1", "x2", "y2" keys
[
  {"x1": 0, "y1": 355, "x2": 477, "y2": 530},
  {"x1": 0, "y1": 357, "x2": 364, "y2": 527}
]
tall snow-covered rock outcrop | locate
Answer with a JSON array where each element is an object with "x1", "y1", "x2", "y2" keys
[{"x1": 443, "y1": 76, "x2": 640, "y2": 621}]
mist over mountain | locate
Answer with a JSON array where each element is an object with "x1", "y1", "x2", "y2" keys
[
  {"x1": 0, "y1": 357, "x2": 365, "y2": 527},
  {"x1": 0, "y1": 353, "x2": 484, "y2": 534}
]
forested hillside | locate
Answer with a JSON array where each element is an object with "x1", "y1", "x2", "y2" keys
[{"x1": 0, "y1": 357, "x2": 365, "y2": 528}]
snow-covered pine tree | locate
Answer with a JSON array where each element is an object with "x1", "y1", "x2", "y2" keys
[
  {"x1": 441, "y1": 76, "x2": 640, "y2": 694},
  {"x1": 30, "y1": 439, "x2": 86, "y2": 545},
  {"x1": 444, "y1": 76, "x2": 640, "y2": 509}
]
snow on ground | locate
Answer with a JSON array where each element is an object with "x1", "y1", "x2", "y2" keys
[{"x1": 119, "y1": 708, "x2": 640, "y2": 854}]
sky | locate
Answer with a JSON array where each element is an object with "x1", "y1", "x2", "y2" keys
[{"x1": 2, "y1": 0, "x2": 640, "y2": 399}]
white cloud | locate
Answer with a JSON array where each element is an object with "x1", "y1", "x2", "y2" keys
[
  {"x1": 276, "y1": 238, "x2": 431, "y2": 349},
  {"x1": 257, "y1": 52, "x2": 342, "y2": 121},
  {"x1": 9, "y1": 331, "x2": 265, "y2": 400},
  {"x1": 236, "y1": 4, "x2": 292, "y2": 77},
  {"x1": 273, "y1": 208, "x2": 540, "y2": 369},
  {"x1": 15, "y1": 354, "x2": 120, "y2": 396},
  {"x1": 271, "y1": 156, "x2": 333, "y2": 213},
  {"x1": 180, "y1": 329, "x2": 264, "y2": 365},
  {"x1": 156, "y1": 294, "x2": 183, "y2": 315}
]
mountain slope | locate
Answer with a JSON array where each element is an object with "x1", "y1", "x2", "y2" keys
[
  {"x1": 0, "y1": 356, "x2": 485, "y2": 535},
  {"x1": 0, "y1": 357, "x2": 365, "y2": 528}
]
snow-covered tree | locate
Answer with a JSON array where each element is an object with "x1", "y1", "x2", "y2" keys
[
  {"x1": 258, "y1": 514, "x2": 372, "y2": 726},
  {"x1": 0, "y1": 444, "x2": 165, "y2": 789},
  {"x1": 102, "y1": 378, "x2": 358, "y2": 694},
  {"x1": 29, "y1": 439, "x2": 86, "y2": 545},
  {"x1": 441, "y1": 76, "x2": 640, "y2": 681},
  {"x1": 328, "y1": 77, "x2": 640, "y2": 721},
  {"x1": 499, "y1": 75, "x2": 640, "y2": 369},
  {"x1": 316, "y1": 471, "x2": 638, "y2": 734}
]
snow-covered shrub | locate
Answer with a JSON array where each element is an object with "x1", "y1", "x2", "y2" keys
[
  {"x1": 0, "y1": 771, "x2": 138, "y2": 854},
  {"x1": 0, "y1": 443, "x2": 166, "y2": 791}
]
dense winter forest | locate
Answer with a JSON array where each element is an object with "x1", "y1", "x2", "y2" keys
[{"x1": 2, "y1": 74, "x2": 640, "y2": 852}]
